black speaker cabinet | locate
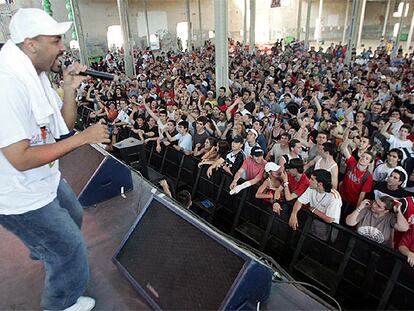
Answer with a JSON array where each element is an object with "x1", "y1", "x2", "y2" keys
[
  {"x1": 113, "y1": 195, "x2": 272, "y2": 310},
  {"x1": 113, "y1": 137, "x2": 149, "y2": 179},
  {"x1": 60, "y1": 144, "x2": 133, "y2": 206}
]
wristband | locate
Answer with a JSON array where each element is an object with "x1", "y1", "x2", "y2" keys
[
  {"x1": 283, "y1": 182, "x2": 289, "y2": 188},
  {"x1": 311, "y1": 207, "x2": 316, "y2": 213},
  {"x1": 356, "y1": 208, "x2": 362, "y2": 213}
]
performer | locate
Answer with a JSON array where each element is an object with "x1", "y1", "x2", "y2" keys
[{"x1": 0, "y1": 8, "x2": 110, "y2": 311}]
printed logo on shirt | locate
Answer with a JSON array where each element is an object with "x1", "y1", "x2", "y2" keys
[
  {"x1": 347, "y1": 170, "x2": 362, "y2": 184},
  {"x1": 357, "y1": 226, "x2": 385, "y2": 244}
]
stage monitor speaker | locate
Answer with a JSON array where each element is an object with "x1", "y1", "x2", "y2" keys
[
  {"x1": 112, "y1": 137, "x2": 149, "y2": 179},
  {"x1": 113, "y1": 195, "x2": 273, "y2": 310},
  {"x1": 60, "y1": 144, "x2": 133, "y2": 206}
]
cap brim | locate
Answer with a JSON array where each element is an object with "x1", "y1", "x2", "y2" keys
[{"x1": 42, "y1": 21, "x2": 73, "y2": 37}]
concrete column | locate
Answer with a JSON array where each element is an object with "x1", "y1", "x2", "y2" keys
[
  {"x1": 392, "y1": 0, "x2": 408, "y2": 58},
  {"x1": 144, "y1": 0, "x2": 151, "y2": 48},
  {"x1": 382, "y1": 0, "x2": 391, "y2": 38},
  {"x1": 342, "y1": 0, "x2": 350, "y2": 45},
  {"x1": 345, "y1": 0, "x2": 360, "y2": 65},
  {"x1": 249, "y1": 0, "x2": 256, "y2": 54},
  {"x1": 243, "y1": 0, "x2": 247, "y2": 46},
  {"x1": 315, "y1": 0, "x2": 323, "y2": 44},
  {"x1": 198, "y1": 0, "x2": 203, "y2": 48},
  {"x1": 69, "y1": 0, "x2": 88, "y2": 65},
  {"x1": 356, "y1": 0, "x2": 367, "y2": 48},
  {"x1": 214, "y1": 0, "x2": 229, "y2": 94},
  {"x1": 117, "y1": 0, "x2": 135, "y2": 78},
  {"x1": 296, "y1": 0, "x2": 303, "y2": 41},
  {"x1": 304, "y1": 0, "x2": 312, "y2": 50},
  {"x1": 186, "y1": 0, "x2": 192, "y2": 51},
  {"x1": 406, "y1": 9, "x2": 414, "y2": 51}
]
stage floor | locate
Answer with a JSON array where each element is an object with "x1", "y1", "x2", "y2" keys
[{"x1": 0, "y1": 172, "x2": 153, "y2": 310}]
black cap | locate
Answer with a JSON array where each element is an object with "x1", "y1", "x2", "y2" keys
[
  {"x1": 251, "y1": 146, "x2": 264, "y2": 157},
  {"x1": 285, "y1": 158, "x2": 304, "y2": 170},
  {"x1": 233, "y1": 135, "x2": 244, "y2": 144}
]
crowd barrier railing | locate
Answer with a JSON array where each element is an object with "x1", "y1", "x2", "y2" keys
[{"x1": 141, "y1": 143, "x2": 414, "y2": 310}]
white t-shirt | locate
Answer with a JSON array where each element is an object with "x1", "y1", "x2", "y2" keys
[
  {"x1": 0, "y1": 78, "x2": 63, "y2": 215},
  {"x1": 174, "y1": 132, "x2": 192, "y2": 152},
  {"x1": 116, "y1": 109, "x2": 131, "y2": 124},
  {"x1": 298, "y1": 188, "x2": 342, "y2": 224},
  {"x1": 387, "y1": 135, "x2": 412, "y2": 150},
  {"x1": 390, "y1": 120, "x2": 404, "y2": 136}
]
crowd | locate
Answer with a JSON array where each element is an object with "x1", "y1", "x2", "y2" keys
[{"x1": 65, "y1": 38, "x2": 414, "y2": 267}]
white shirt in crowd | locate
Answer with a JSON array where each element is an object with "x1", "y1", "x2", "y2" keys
[
  {"x1": 298, "y1": 188, "x2": 342, "y2": 224},
  {"x1": 174, "y1": 132, "x2": 192, "y2": 152}
]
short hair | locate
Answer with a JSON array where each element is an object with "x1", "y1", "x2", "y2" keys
[
  {"x1": 379, "y1": 196, "x2": 396, "y2": 213},
  {"x1": 219, "y1": 86, "x2": 226, "y2": 92},
  {"x1": 388, "y1": 148, "x2": 403, "y2": 163},
  {"x1": 289, "y1": 139, "x2": 301, "y2": 150},
  {"x1": 280, "y1": 132, "x2": 292, "y2": 140},
  {"x1": 167, "y1": 119, "x2": 176, "y2": 126},
  {"x1": 312, "y1": 169, "x2": 332, "y2": 193},
  {"x1": 178, "y1": 120, "x2": 189, "y2": 130},
  {"x1": 391, "y1": 169, "x2": 406, "y2": 184},
  {"x1": 401, "y1": 123, "x2": 412, "y2": 133},
  {"x1": 197, "y1": 116, "x2": 208, "y2": 125},
  {"x1": 176, "y1": 190, "x2": 192, "y2": 208},
  {"x1": 322, "y1": 142, "x2": 337, "y2": 157},
  {"x1": 217, "y1": 141, "x2": 230, "y2": 157}
]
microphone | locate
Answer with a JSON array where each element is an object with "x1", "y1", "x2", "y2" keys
[{"x1": 79, "y1": 69, "x2": 116, "y2": 81}]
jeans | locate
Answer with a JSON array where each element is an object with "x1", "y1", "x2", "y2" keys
[{"x1": 0, "y1": 179, "x2": 89, "y2": 310}]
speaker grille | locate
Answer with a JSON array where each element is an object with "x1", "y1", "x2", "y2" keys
[
  {"x1": 60, "y1": 145, "x2": 105, "y2": 196},
  {"x1": 116, "y1": 200, "x2": 245, "y2": 310}
]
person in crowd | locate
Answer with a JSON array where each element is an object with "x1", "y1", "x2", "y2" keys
[
  {"x1": 373, "y1": 149, "x2": 407, "y2": 186},
  {"x1": 266, "y1": 132, "x2": 290, "y2": 163},
  {"x1": 255, "y1": 162, "x2": 283, "y2": 214},
  {"x1": 346, "y1": 197, "x2": 409, "y2": 247},
  {"x1": 399, "y1": 227, "x2": 414, "y2": 267},
  {"x1": 279, "y1": 139, "x2": 302, "y2": 168},
  {"x1": 381, "y1": 122, "x2": 412, "y2": 151},
  {"x1": 163, "y1": 120, "x2": 192, "y2": 154},
  {"x1": 373, "y1": 169, "x2": 410, "y2": 199},
  {"x1": 243, "y1": 128, "x2": 260, "y2": 157},
  {"x1": 289, "y1": 170, "x2": 342, "y2": 241},
  {"x1": 305, "y1": 142, "x2": 339, "y2": 189},
  {"x1": 279, "y1": 158, "x2": 310, "y2": 204},
  {"x1": 212, "y1": 135, "x2": 245, "y2": 177},
  {"x1": 340, "y1": 139, "x2": 374, "y2": 222},
  {"x1": 229, "y1": 146, "x2": 267, "y2": 195}
]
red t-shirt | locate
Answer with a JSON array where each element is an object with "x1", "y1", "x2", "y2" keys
[
  {"x1": 287, "y1": 173, "x2": 310, "y2": 199},
  {"x1": 399, "y1": 227, "x2": 414, "y2": 251},
  {"x1": 339, "y1": 156, "x2": 373, "y2": 206},
  {"x1": 395, "y1": 196, "x2": 414, "y2": 247},
  {"x1": 241, "y1": 157, "x2": 267, "y2": 181}
]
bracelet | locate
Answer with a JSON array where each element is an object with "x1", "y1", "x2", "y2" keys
[
  {"x1": 283, "y1": 182, "x2": 289, "y2": 187},
  {"x1": 356, "y1": 208, "x2": 362, "y2": 213}
]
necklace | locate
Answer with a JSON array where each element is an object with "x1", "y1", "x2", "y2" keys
[{"x1": 313, "y1": 192, "x2": 328, "y2": 211}]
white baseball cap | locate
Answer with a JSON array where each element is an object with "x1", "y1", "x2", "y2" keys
[
  {"x1": 265, "y1": 162, "x2": 281, "y2": 173},
  {"x1": 9, "y1": 8, "x2": 72, "y2": 44}
]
